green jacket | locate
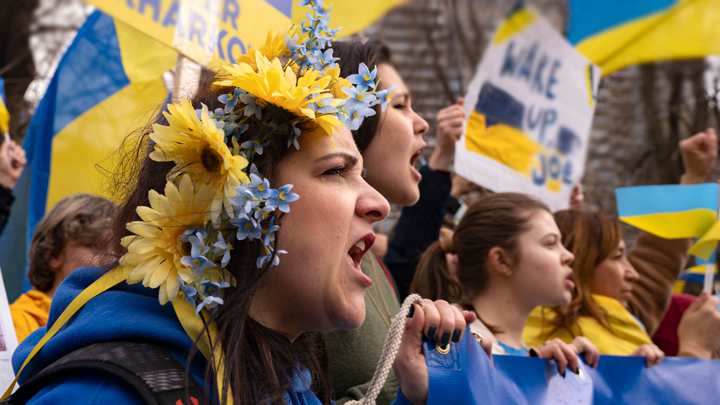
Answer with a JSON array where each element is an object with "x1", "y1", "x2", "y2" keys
[{"x1": 326, "y1": 253, "x2": 401, "y2": 405}]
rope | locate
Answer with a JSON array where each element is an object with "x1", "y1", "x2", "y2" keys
[{"x1": 346, "y1": 294, "x2": 424, "y2": 405}]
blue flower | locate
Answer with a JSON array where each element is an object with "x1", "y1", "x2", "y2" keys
[
  {"x1": 254, "y1": 206, "x2": 275, "y2": 222},
  {"x1": 257, "y1": 247, "x2": 287, "y2": 268},
  {"x1": 212, "y1": 232, "x2": 231, "y2": 268},
  {"x1": 231, "y1": 187, "x2": 259, "y2": 215},
  {"x1": 285, "y1": 34, "x2": 307, "y2": 62},
  {"x1": 287, "y1": 122, "x2": 302, "y2": 150},
  {"x1": 266, "y1": 185, "x2": 300, "y2": 213},
  {"x1": 342, "y1": 86, "x2": 377, "y2": 111},
  {"x1": 297, "y1": 0, "x2": 313, "y2": 6},
  {"x1": 218, "y1": 88, "x2": 243, "y2": 114},
  {"x1": 239, "y1": 92, "x2": 265, "y2": 119},
  {"x1": 261, "y1": 217, "x2": 281, "y2": 249},
  {"x1": 347, "y1": 63, "x2": 377, "y2": 91},
  {"x1": 195, "y1": 296, "x2": 224, "y2": 315},
  {"x1": 344, "y1": 106, "x2": 377, "y2": 131},
  {"x1": 249, "y1": 173, "x2": 271, "y2": 199},
  {"x1": 241, "y1": 139, "x2": 269, "y2": 155},
  {"x1": 231, "y1": 216, "x2": 262, "y2": 241},
  {"x1": 178, "y1": 277, "x2": 198, "y2": 309},
  {"x1": 374, "y1": 85, "x2": 397, "y2": 111},
  {"x1": 313, "y1": 48, "x2": 339, "y2": 71},
  {"x1": 180, "y1": 254, "x2": 217, "y2": 278},
  {"x1": 311, "y1": 99, "x2": 339, "y2": 115},
  {"x1": 185, "y1": 229, "x2": 211, "y2": 257}
]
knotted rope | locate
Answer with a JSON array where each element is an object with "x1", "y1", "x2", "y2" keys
[{"x1": 346, "y1": 294, "x2": 424, "y2": 405}]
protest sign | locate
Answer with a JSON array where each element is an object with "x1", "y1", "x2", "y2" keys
[
  {"x1": 455, "y1": 8, "x2": 601, "y2": 211},
  {"x1": 85, "y1": 0, "x2": 407, "y2": 67}
]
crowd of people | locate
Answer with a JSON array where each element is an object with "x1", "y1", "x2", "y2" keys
[{"x1": 0, "y1": 5, "x2": 719, "y2": 405}]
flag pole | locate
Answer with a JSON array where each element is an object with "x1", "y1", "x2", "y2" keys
[
  {"x1": 172, "y1": 54, "x2": 201, "y2": 102},
  {"x1": 704, "y1": 263, "x2": 715, "y2": 294}
]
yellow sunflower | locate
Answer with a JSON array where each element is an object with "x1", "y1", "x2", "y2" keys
[
  {"x1": 234, "y1": 25, "x2": 308, "y2": 72},
  {"x1": 150, "y1": 99, "x2": 250, "y2": 224},
  {"x1": 214, "y1": 52, "x2": 342, "y2": 137},
  {"x1": 121, "y1": 175, "x2": 215, "y2": 305},
  {"x1": 323, "y1": 66, "x2": 351, "y2": 100}
]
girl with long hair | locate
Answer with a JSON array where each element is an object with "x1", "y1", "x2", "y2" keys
[
  {"x1": 326, "y1": 39, "x2": 469, "y2": 403},
  {"x1": 411, "y1": 193, "x2": 599, "y2": 375}
]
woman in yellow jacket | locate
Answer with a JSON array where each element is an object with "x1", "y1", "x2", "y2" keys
[{"x1": 522, "y1": 209, "x2": 720, "y2": 362}]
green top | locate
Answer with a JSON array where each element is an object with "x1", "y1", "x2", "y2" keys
[{"x1": 326, "y1": 254, "x2": 401, "y2": 405}]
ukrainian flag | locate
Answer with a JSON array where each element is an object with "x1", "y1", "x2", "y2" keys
[
  {"x1": 568, "y1": 0, "x2": 720, "y2": 76},
  {"x1": 616, "y1": 183, "x2": 719, "y2": 240},
  {"x1": 0, "y1": 12, "x2": 176, "y2": 300},
  {"x1": 0, "y1": 77, "x2": 9, "y2": 135}
]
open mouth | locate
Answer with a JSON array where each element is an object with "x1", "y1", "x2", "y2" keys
[
  {"x1": 564, "y1": 271, "x2": 575, "y2": 290},
  {"x1": 410, "y1": 148, "x2": 424, "y2": 168},
  {"x1": 348, "y1": 233, "x2": 375, "y2": 269}
]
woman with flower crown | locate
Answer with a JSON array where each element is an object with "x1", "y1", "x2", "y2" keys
[{"x1": 8, "y1": 3, "x2": 475, "y2": 405}]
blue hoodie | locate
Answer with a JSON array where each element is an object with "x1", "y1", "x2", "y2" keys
[{"x1": 12, "y1": 266, "x2": 415, "y2": 405}]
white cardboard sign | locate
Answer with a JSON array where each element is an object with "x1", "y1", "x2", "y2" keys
[{"x1": 455, "y1": 9, "x2": 601, "y2": 211}]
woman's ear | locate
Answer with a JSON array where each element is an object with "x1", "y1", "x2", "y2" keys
[{"x1": 487, "y1": 246, "x2": 514, "y2": 277}]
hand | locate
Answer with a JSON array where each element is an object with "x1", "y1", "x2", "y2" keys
[
  {"x1": 568, "y1": 336, "x2": 599, "y2": 368},
  {"x1": 531, "y1": 338, "x2": 582, "y2": 376},
  {"x1": 428, "y1": 98, "x2": 465, "y2": 171},
  {"x1": 677, "y1": 291, "x2": 720, "y2": 358},
  {"x1": 679, "y1": 128, "x2": 717, "y2": 185},
  {"x1": 569, "y1": 183, "x2": 584, "y2": 209},
  {"x1": 630, "y1": 343, "x2": 664, "y2": 367},
  {"x1": 393, "y1": 299, "x2": 474, "y2": 405},
  {"x1": 450, "y1": 173, "x2": 480, "y2": 199},
  {"x1": 0, "y1": 140, "x2": 26, "y2": 189}
]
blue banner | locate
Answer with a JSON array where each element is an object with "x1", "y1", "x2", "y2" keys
[{"x1": 425, "y1": 328, "x2": 720, "y2": 404}]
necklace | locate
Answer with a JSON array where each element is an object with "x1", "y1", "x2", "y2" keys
[{"x1": 365, "y1": 255, "x2": 394, "y2": 328}]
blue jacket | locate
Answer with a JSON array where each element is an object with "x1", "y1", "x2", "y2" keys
[{"x1": 12, "y1": 266, "x2": 413, "y2": 405}]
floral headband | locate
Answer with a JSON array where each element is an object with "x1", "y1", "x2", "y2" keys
[{"x1": 118, "y1": 0, "x2": 394, "y2": 315}]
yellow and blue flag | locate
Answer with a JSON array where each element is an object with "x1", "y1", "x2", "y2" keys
[
  {"x1": 0, "y1": 12, "x2": 176, "y2": 300},
  {"x1": 616, "y1": 183, "x2": 719, "y2": 240},
  {"x1": 569, "y1": 0, "x2": 720, "y2": 76},
  {"x1": 87, "y1": 0, "x2": 409, "y2": 67},
  {"x1": 0, "y1": 77, "x2": 9, "y2": 135}
]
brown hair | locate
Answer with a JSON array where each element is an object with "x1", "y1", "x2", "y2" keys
[
  {"x1": 28, "y1": 193, "x2": 116, "y2": 292},
  {"x1": 411, "y1": 193, "x2": 550, "y2": 304},
  {"x1": 548, "y1": 209, "x2": 623, "y2": 337},
  {"x1": 111, "y1": 74, "x2": 332, "y2": 404},
  {"x1": 332, "y1": 38, "x2": 392, "y2": 153},
  {"x1": 410, "y1": 227, "x2": 464, "y2": 303}
]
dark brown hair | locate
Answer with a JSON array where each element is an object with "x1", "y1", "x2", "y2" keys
[
  {"x1": 411, "y1": 193, "x2": 550, "y2": 305},
  {"x1": 28, "y1": 193, "x2": 116, "y2": 292},
  {"x1": 111, "y1": 73, "x2": 331, "y2": 404},
  {"x1": 332, "y1": 38, "x2": 392, "y2": 153},
  {"x1": 410, "y1": 227, "x2": 464, "y2": 303},
  {"x1": 547, "y1": 209, "x2": 623, "y2": 337}
]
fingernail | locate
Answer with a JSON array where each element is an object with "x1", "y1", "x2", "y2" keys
[
  {"x1": 573, "y1": 367, "x2": 579, "y2": 374},
  {"x1": 427, "y1": 326, "x2": 437, "y2": 340},
  {"x1": 561, "y1": 370, "x2": 566, "y2": 378},
  {"x1": 408, "y1": 305, "x2": 415, "y2": 318},
  {"x1": 451, "y1": 329, "x2": 461, "y2": 343},
  {"x1": 441, "y1": 331, "x2": 451, "y2": 345}
]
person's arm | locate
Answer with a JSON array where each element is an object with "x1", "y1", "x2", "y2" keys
[
  {"x1": 627, "y1": 128, "x2": 717, "y2": 336},
  {"x1": 384, "y1": 100, "x2": 464, "y2": 299}
]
